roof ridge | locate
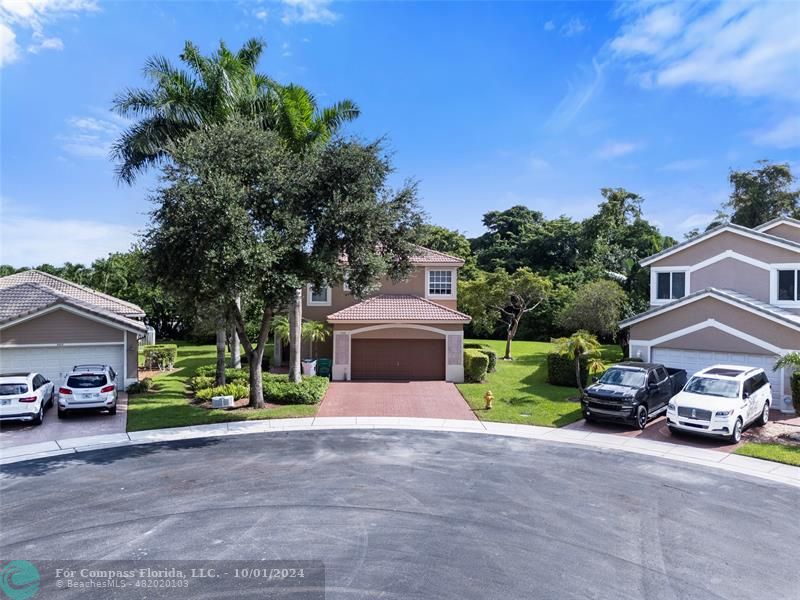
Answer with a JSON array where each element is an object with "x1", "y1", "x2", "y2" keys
[{"x1": 412, "y1": 244, "x2": 465, "y2": 263}]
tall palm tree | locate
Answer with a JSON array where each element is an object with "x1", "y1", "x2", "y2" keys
[{"x1": 111, "y1": 38, "x2": 359, "y2": 183}]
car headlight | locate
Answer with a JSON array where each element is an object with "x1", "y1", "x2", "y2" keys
[
  {"x1": 667, "y1": 402, "x2": 676, "y2": 411},
  {"x1": 714, "y1": 410, "x2": 733, "y2": 417}
]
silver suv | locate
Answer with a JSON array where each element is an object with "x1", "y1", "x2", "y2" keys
[{"x1": 58, "y1": 364, "x2": 119, "y2": 418}]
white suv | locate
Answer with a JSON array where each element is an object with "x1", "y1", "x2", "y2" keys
[
  {"x1": 58, "y1": 364, "x2": 119, "y2": 418},
  {"x1": 0, "y1": 372, "x2": 54, "y2": 425},
  {"x1": 666, "y1": 365, "x2": 771, "y2": 443}
]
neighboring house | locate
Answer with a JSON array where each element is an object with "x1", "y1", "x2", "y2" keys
[
  {"x1": 299, "y1": 246, "x2": 471, "y2": 382},
  {"x1": 0, "y1": 270, "x2": 146, "y2": 389},
  {"x1": 620, "y1": 218, "x2": 800, "y2": 410}
]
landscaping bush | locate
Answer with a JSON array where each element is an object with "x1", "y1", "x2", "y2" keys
[
  {"x1": 126, "y1": 378, "x2": 153, "y2": 394},
  {"x1": 464, "y1": 343, "x2": 497, "y2": 373},
  {"x1": 195, "y1": 366, "x2": 249, "y2": 383},
  {"x1": 141, "y1": 344, "x2": 178, "y2": 370},
  {"x1": 792, "y1": 371, "x2": 800, "y2": 413},
  {"x1": 464, "y1": 348, "x2": 489, "y2": 383},
  {"x1": 547, "y1": 352, "x2": 588, "y2": 387},
  {"x1": 262, "y1": 375, "x2": 329, "y2": 405},
  {"x1": 196, "y1": 383, "x2": 249, "y2": 402},
  {"x1": 187, "y1": 375, "x2": 215, "y2": 393}
]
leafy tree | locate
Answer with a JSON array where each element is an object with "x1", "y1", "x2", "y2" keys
[
  {"x1": 723, "y1": 161, "x2": 799, "y2": 228},
  {"x1": 471, "y1": 205, "x2": 545, "y2": 271},
  {"x1": 415, "y1": 224, "x2": 477, "y2": 278},
  {"x1": 459, "y1": 267, "x2": 552, "y2": 360},
  {"x1": 557, "y1": 280, "x2": 626, "y2": 340},
  {"x1": 553, "y1": 330, "x2": 605, "y2": 395}
]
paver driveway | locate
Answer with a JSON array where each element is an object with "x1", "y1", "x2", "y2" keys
[{"x1": 318, "y1": 381, "x2": 477, "y2": 420}]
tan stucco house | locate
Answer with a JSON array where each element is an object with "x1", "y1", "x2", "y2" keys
[
  {"x1": 0, "y1": 270, "x2": 146, "y2": 389},
  {"x1": 293, "y1": 246, "x2": 471, "y2": 382},
  {"x1": 620, "y1": 218, "x2": 800, "y2": 410}
]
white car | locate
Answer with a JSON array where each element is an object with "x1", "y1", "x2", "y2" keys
[
  {"x1": 58, "y1": 364, "x2": 119, "y2": 418},
  {"x1": 0, "y1": 372, "x2": 55, "y2": 425},
  {"x1": 666, "y1": 365, "x2": 771, "y2": 443}
]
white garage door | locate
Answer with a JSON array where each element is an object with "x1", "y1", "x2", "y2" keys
[
  {"x1": 651, "y1": 348, "x2": 784, "y2": 395},
  {"x1": 0, "y1": 345, "x2": 125, "y2": 388}
]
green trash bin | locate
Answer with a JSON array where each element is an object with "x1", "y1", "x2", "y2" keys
[{"x1": 316, "y1": 358, "x2": 332, "y2": 378}]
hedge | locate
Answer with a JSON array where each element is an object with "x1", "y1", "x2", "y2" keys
[
  {"x1": 262, "y1": 375, "x2": 329, "y2": 405},
  {"x1": 792, "y1": 371, "x2": 800, "y2": 413},
  {"x1": 126, "y1": 377, "x2": 153, "y2": 394},
  {"x1": 196, "y1": 383, "x2": 249, "y2": 402},
  {"x1": 141, "y1": 344, "x2": 178, "y2": 370},
  {"x1": 195, "y1": 366, "x2": 250, "y2": 383},
  {"x1": 546, "y1": 353, "x2": 588, "y2": 387},
  {"x1": 464, "y1": 348, "x2": 489, "y2": 383},
  {"x1": 464, "y1": 343, "x2": 497, "y2": 373}
]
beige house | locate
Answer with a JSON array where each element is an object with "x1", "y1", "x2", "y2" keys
[
  {"x1": 294, "y1": 246, "x2": 471, "y2": 382},
  {"x1": 0, "y1": 271, "x2": 146, "y2": 388},
  {"x1": 620, "y1": 218, "x2": 800, "y2": 411}
]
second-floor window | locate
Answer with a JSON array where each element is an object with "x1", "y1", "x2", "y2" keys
[
  {"x1": 428, "y1": 269, "x2": 454, "y2": 297},
  {"x1": 777, "y1": 269, "x2": 799, "y2": 301},
  {"x1": 655, "y1": 271, "x2": 686, "y2": 301},
  {"x1": 307, "y1": 284, "x2": 331, "y2": 306}
]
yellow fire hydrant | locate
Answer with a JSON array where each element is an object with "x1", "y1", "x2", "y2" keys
[{"x1": 484, "y1": 390, "x2": 494, "y2": 410}]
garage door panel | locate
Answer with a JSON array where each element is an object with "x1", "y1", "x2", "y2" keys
[
  {"x1": 351, "y1": 339, "x2": 445, "y2": 381},
  {"x1": 0, "y1": 345, "x2": 125, "y2": 388}
]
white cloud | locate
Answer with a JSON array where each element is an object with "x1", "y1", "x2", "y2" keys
[
  {"x1": 0, "y1": 0, "x2": 96, "y2": 66},
  {"x1": 561, "y1": 17, "x2": 587, "y2": 37},
  {"x1": 253, "y1": 8, "x2": 268, "y2": 21},
  {"x1": 58, "y1": 114, "x2": 125, "y2": 159},
  {"x1": 610, "y1": 1, "x2": 800, "y2": 100},
  {"x1": 594, "y1": 140, "x2": 643, "y2": 159},
  {"x1": 528, "y1": 156, "x2": 551, "y2": 171},
  {"x1": 660, "y1": 158, "x2": 707, "y2": 172},
  {"x1": 281, "y1": 41, "x2": 291, "y2": 57},
  {"x1": 751, "y1": 116, "x2": 800, "y2": 149},
  {"x1": 543, "y1": 20, "x2": 555, "y2": 32},
  {"x1": 546, "y1": 58, "x2": 606, "y2": 130},
  {"x1": 280, "y1": 0, "x2": 337, "y2": 25},
  {"x1": 678, "y1": 212, "x2": 717, "y2": 231}
]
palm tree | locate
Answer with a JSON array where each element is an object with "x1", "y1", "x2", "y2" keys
[
  {"x1": 302, "y1": 321, "x2": 330, "y2": 359},
  {"x1": 112, "y1": 38, "x2": 359, "y2": 182},
  {"x1": 271, "y1": 315, "x2": 291, "y2": 345},
  {"x1": 774, "y1": 352, "x2": 800, "y2": 412},
  {"x1": 553, "y1": 330, "x2": 606, "y2": 395}
]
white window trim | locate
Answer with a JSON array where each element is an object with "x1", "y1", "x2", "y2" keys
[
  {"x1": 770, "y1": 264, "x2": 800, "y2": 307},
  {"x1": 306, "y1": 284, "x2": 332, "y2": 307},
  {"x1": 425, "y1": 267, "x2": 457, "y2": 300},
  {"x1": 650, "y1": 267, "x2": 690, "y2": 306}
]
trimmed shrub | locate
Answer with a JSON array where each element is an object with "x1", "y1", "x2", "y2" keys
[
  {"x1": 187, "y1": 375, "x2": 215, "y2": 393},
  {"x1": 196, "y1": 383, "x2": 249, "y2": 402},
  {"x1": 141, "y1": 344, "x2": 178, "y2": 370},
  {"x1": 464, "y1": 343, "x2": 497, "y2": 373},
  {"x1": 792, "y1": 371, "x2": 800, "y2": 413},
  {"x1": 262, "y1": 375, "x2": 329, "y2": 405},
  {"x1": 126, "y1": 377, "x2": 153, "y2": 394},
  {"x1": 547, "y1": 353, "x2": 588, "y2": 387},
  {"x1": 195, "y1": 366, "x2": 249, "y2": 383},
  {"x1": 464, "y1": 348, "x2": 489, "y2": 383}
]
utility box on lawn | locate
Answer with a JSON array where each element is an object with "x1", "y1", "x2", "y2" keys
[{"x1": 211, "y1": 395, "x2": 235, "y2": 409}]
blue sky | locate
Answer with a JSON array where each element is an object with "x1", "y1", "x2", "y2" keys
[{"x1": 1, "y1": 0, "x2": 799, "y2": 266}]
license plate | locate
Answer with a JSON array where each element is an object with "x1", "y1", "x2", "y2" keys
[
  {"x1": 81, "y1": 393, "x2": 99, "y2": 400},
  {"x1": 0, "y1": 399, "x2": 10, "y2": 406}
]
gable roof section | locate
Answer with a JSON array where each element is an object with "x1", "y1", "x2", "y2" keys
[
  {"x1": 755, "y1": 217, "x2": 800, "y2": 233},
  {"x1": 327, "y1": 294, "x2": 471, "y2": 323},
  {"x1": 639, "y1": 224, "x2": 800, "y2": 267},
  {"x1": 0, "y1": 282, "x2": 146, "y2": 332},
  {"x1": 410, "y1": 246, "x2": 465, "y2": 266},
  {"x1": 0, "y1": 270, "x2": 145, "y2": 317},
  {"x1": 619, "y1": 287, "x2": 800, "y2": 331}
]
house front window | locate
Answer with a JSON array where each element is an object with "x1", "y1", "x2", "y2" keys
[
  {"x1": 655, "y1": 271, "x2": 686, "y2": 301},
  {"x1": 777, "y1": 269, "x2": 799, "y2": 301},
  {"x1": 307, "y1": 284, "x2": 331, "y2": 306},
  {"x1": 427, "y1": 269, "x2": 454, "y2": 297}
]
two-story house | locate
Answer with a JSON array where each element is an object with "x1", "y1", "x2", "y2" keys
[
  {"x1": 619, "y1": 217, "x2": 800, "y2": 409},
  {"x1": 299, "y1": 246, "x2": 471, "y2": 382}
]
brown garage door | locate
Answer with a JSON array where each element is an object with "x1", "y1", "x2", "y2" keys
[{"x1": 351, "y1": 339, "x2": 445, "y2": 381}]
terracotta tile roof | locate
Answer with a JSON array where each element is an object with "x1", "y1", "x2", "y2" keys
[
  {"x1": 0, "y1": 282, "x2": 146, "y2": 332},
  {"x1": 0, "y1": 270, "x2": 145, "y2": 317},
  {"x1": 327, "y1": 294, "x2": 471, "y2": 323},
  {"x1": 410, "y1": 246, "x2": 465, "y2": 266}
]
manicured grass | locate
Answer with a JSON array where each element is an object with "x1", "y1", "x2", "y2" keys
[
  {"x1": 735, "y1": 442, "x2": 800, "y2": 467},
  {"x1": 457, "y1": 339, "x2": 623, "y2": 428},
  {"x1": 127, "y1": 341, "x2": 318, "y2": 432}
]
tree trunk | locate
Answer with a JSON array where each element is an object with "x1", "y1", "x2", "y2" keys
[
  {"x1": 575, "y1": 356, "x2": 583, "y2": 395},
  {"x1": 503, "y1": 314, "x2": 522, "y2": 360},
  {"x1": 230, "y1": 296, "x2": 241, "y2": 369},
  {"x1": 248, "y1": 347, "x2": 265, "y2": 409},
  {"x1": 215, "y1": 317, "x2": 226, "y2": 386},
  {"x1": 289, "y1": 288, "x2": 302, "y2": 383}
]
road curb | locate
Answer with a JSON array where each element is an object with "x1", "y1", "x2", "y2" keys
[{"x1": 2, "y1": 417, "x2": 799, "y2": 487}]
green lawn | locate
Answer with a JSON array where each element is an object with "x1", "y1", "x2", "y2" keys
[
  {"x1": 127, "y1": 341, "x2": 317, "y2": 432},
  {"x1": 735, "y1": 442, "x2": 800, "y2": 467},
  {"x1": 457, "y1": 339, "x2": 623, "y2": 427}
]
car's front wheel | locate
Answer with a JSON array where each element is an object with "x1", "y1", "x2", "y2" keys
[
  {"x1": 635, "y1": 405, "x2": 648, "y2": 430},
  {"x1": 730, "y1": 418, "x2": 743, "y2": 443},
  {"x1": 756, "y1": 403, "x2": 770, "y2": 426}
]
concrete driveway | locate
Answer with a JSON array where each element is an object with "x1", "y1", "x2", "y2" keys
[
  {"x1": 318, "y1": 381, "x2": 477, "y2": 420},
  {"x1": 1, "y1": 430, "x2": 796, "y2": 599},
  {"x1": 0, "y1": 392, "x2": 127, "y2": 450}
]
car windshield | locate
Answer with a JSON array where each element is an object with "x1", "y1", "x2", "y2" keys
[
  {"x1": 0, "y1": 383, "x2": 28, "y2": 396},
  {"x1": 598, "y1": 368, "x2": 645, "y2": 388},
  {"x1": 684, "y1": 376, "x2": 740, "y2": 399},
  {"x1": 66, "y1": 374, "x2": 107, "y2": 389}
]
